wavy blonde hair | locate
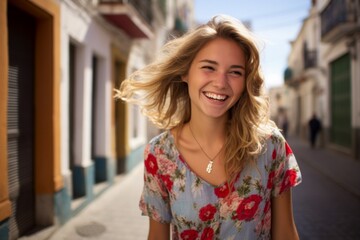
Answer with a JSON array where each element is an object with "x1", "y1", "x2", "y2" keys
[{"x1": 117, "y1": 15, "x2": 277, "y2": 182}]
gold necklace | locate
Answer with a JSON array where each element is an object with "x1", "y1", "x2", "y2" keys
[{"x1": 188, "y1": 124, "x2": 224, "y2": 174}]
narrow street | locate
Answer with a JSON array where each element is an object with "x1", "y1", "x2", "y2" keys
[
  {"x1": 293, "y1": 161, "x2": 360, "y2": 239},
  {"x1": 289, "y1": 138, "x2": 360, "y2": 240}
]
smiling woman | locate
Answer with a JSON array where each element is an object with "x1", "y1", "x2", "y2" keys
[
  {"x1": 116, "y1": 15, "x2": 301, "y2": 240},
  {"x1": 183, "y1": 38, "x2": 246, "y2": 122}
]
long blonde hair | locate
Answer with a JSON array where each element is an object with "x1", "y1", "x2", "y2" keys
[{"x1": 117, "y1": 15, "x2": 277, "y2": 182}]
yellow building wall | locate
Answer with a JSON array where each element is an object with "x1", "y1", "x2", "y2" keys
[
  {"x1": 111, "y1": 45, "x2": 130, "y2": 163},
  {"x1": 3, "y1": 0, "x2": 63, "y2": 201},
  {"x1": 0, "y1": 0, "x2": 12, "y2": 222}
]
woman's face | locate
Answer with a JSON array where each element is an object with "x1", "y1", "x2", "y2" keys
[{"x1": 184, "y1": 37, "x2": 246, "y2": 121}]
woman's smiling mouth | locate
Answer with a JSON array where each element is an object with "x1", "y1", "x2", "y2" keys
[{"x1": 203, "y1": 92, "x2": 228, "y2": 101}]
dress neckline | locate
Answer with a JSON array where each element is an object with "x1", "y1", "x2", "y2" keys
[{"x1": 166, "y1": 130, "x2": 227, "y2": 189}]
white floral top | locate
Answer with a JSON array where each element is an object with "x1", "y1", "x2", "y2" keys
[{"x1": 139, "y1": 130, "x2": 301, "y2": 240}]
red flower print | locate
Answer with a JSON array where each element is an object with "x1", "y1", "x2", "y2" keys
[
  {"x1": 144, "y1": 153, "x2": 158, "y2": 175},
  {"x1": 267, "y1": 171, "x2": 275, "y2": 189},
  {"x1": 160, "y1": 174, "x2": 173, "y2": 191},
  {"x1": 214, "y1": 183, "x2": 234, "y2": 198},
  {"x1": 180, "y1": 229, "x2": 198, "y2": 240},
  {"x1": 280, "y1": 169, "x2": 297, "y2": 194},
  {"x1": 199, "y1": 204, "x2": 217, "y2": 222},
  {"x1": 233, "y1": 194, "x2": 262, "y2": 221},
  {"x1": 272, "y1": 149, "x2": 277, "y2": 159},
  {"x1": 201, "y1": 227, "x2": 214, "y2": 240},
  {"x1": 263, "y1": 200, "x2": 270, "y2": 214},
  {"x1": 285, "y1": 142, "x2": 293, "y2": 156}
]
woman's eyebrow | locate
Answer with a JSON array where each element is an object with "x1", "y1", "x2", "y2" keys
[
  {"x1": 199, "y1": 59, "x2": 245, "y2": 69},
  {"x1": 199, "y1": 59, "x2": 217, "y2": 65}
]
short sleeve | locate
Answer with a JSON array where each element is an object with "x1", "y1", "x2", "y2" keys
[
  {"x1": 270, "y1": 135, "x2": 302, "y2": 197},
  {"x1": 139, "y1": 144, "x2": 172, "y2": 223}
]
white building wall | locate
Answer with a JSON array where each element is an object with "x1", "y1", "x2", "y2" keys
[
  {"x1": 286, "y1": 3, "x2": 326, "y2": 139},
  {"x1": 79, "y1": 46, "x2": 93, "y2": 166},
  {"x1": 268, "y1": 87, "x2": 281, "y2": 120},
  {"x1": 299, "y1": 79, "x2": 314, "y2": 124},
  {"x1": 85, "y1": 22, "x2": 112, "y2": 159},
  {"x1": 60, "y1": 0, "x2": 113, "y2": 172},
  {"x1": 60, "y1": 0, "x2": 91, "y2": 172},
  {"x1": 269, "y1": 86, "x2": 300, "y2": 137},
  {"x1": 126, "y1": 41, "x2": 148, "y2": 150},
  {"x1": 286, "y1": 87, "x2": 299, "y2": 136},
  {"x1": 60, "y1": 27, "x2": 71, "y2": 173},
  {"x1": 287, "y1": 42, "x2": 303, "y2": 78}
]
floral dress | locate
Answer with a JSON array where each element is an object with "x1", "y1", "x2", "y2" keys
[{"x1": 139, "y1": 129, "x2": 301, "y2": 240}]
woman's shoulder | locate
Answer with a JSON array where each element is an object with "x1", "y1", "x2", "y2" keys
[
  {"x1": 146, "y1": 130, "x2": 178, "y2": 159},
  {"x1": 259, "y1": 125, "x2": 286, "y2": 151},
  {"x1": 147, "y1": 131, "x2": 171, "y2": 150},
  {"x1": 149, "y1": 130, "x2": 170, "y2": 144},
  {"x1": 270, "y1": 127, "x2": 285, "y2": 142},
  {"x1": 259, "y1": 124, "x2": 284, "y2": 142}
]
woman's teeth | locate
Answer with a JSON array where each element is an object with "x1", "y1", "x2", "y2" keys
[{"x1": 204, "y1": 92, "x2": 227, "y2": 101}]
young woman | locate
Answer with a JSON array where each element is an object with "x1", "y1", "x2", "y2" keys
[{"x1": 117, "y1": 15, "x2": 301, "y2": 240}]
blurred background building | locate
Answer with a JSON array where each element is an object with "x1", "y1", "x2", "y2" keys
[
  {"x1": 0, "y1": 0, "x2": 194, "y2": 239},
  {"x1": 270, "y1": 0, "x2": 360, "y2": 159}
]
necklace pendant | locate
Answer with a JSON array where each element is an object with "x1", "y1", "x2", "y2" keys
[{"x1": 206, "y1": 160, "x2": 213, "y2": 173}]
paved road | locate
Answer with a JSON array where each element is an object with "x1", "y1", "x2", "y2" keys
[
  {"x1": 48, "y1": 164, "x2": 149, "y2": 240},
  {"x1": 292, "y1": 149, "x2": 360, "y2": 240}
]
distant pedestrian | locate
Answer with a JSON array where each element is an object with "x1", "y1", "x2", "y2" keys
[
  {"x1": 117, "y1": 15, "x2": 302, "y2": 239},
  {"x1": 283, "y1": 115, "x2": 289, "y2": 138},
  {"x1": 278, "y1": 112, "x2": 289, "y2": 139},
  {"x1": 308, "y1": 113, "x2": 322, "y2": 148}
]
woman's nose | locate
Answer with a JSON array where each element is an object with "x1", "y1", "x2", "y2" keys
[{"x1": 213, "y1": 71, "x2": 227, "y2": 88}]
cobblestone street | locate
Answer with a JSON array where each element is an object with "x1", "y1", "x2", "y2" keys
[
  {"x1": 293, "y1": 161, "x2": 360, "y2": 239},
  {"x1": 289, "y1": 137, "x2": 360, "y2": 240}
]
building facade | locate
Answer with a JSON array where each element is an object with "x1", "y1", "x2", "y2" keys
[
  {"x1": 283, "y1": 0, "x2": 360, "y2": 158},
  {"x1": 0, "y1": 0, "x2": 194, "y2": 239}
]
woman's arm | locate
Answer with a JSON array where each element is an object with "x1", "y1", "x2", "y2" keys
[
  {"x1": 148, "y1": 218, "x2": 170, "y2": 240},
  {"x1": 271, "y1": 189, "x2": 299, "y2": 240}
]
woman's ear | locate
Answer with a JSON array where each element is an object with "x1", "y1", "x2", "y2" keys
[{"x1": 181, "y1": 75, "x2": 188, "y2": 83}]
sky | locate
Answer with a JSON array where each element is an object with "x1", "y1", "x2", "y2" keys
[{"x1": 194, "y1": 0, "x2": 311, "y2": 89}]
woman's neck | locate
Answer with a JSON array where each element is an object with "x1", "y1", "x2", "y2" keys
[{"x1": 187, "y1": 116, "x2": 227, "y2": 148}]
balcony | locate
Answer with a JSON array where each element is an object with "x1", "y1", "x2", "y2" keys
[
  {"x1": 304, "y1": 50, "x2": 317, "y2": 69},
  {"x1": 284, "y1": 66, "x2": 307, "y2": 88},
  {"x1": 171, "y1": 16, "x2": 189, "y2": 37},
  {"x1": 284, "y1": 67, "x2": 299, "y2": 88},
  {"x1": 98, "y1": 0, "x2": 153, "y2": 38},
  {"x1": 321, "y1": 0, "x2": 358, "y2": 42},
  {"x1": 284, "y1": 67, "x2": 293, "y2": 83}
]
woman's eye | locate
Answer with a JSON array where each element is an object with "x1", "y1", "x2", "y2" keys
[
  {"x1": 201, "y1": 66, "x2": 215, "y2": 71},
  {"x1": 229, "y1": 71, "x2": 243, "y2": 76}
]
